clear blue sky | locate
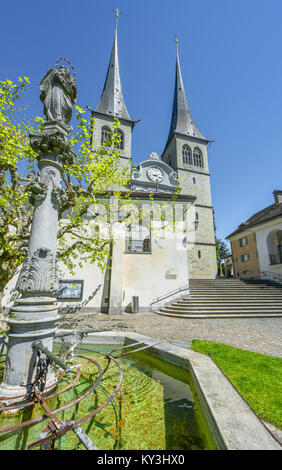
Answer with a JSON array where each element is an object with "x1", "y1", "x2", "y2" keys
[{"x1": 2, "y1": 0, "x2": 282, "y2": 241}]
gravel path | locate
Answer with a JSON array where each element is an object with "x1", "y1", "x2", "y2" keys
[{"x1": 57, "y1": 312, "x2": 282, "y2": 358}]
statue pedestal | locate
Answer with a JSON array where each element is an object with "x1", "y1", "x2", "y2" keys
[{"x1": 0, "y1": 296, "x2": 59, "y2": 403}]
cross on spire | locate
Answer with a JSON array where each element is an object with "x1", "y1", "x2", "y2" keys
[
  {"x1": 174, "y1": 35, "x2": 179, "y2": 55},
  {"x1": 113, "y1": 8, "x2": 122, "y2": 26}
]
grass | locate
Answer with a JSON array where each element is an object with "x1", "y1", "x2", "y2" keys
[{"x1": 191, "y1": 340, "x2": 282, "y2": 429}]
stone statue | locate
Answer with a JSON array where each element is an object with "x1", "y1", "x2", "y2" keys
[{"x1": 39, "y1": 66, "x2": 77, "y2": 126}]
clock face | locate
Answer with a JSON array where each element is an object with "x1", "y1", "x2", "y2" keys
[{"x1": 147, "y1": 167, "x2": 164, "y2": 183}]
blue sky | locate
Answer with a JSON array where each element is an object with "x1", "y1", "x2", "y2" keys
[{"x1": 2, "y1": 0, "x2": 282, "y2": 241}]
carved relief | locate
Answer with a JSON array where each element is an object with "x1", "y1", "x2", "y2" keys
[
  {"x1": 28, "y1": 172, "x2": 48, "y2": 205},
  {"x1": 30, "y1": 130, "x2": 75, "y2": 165},
  {"x1": 16, "y1": 247, "x2": 58, "y2": 294},
  {"x1": 149, "y1": 152, "x2": 161, "y2": 160},
  {"x1": 52, "y1": 186, "x2": 69, "y2": 210}
]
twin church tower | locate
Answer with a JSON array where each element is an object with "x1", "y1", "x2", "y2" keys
[{"x1": 91, "y1": 12, "x2": 217, "y2": 279}]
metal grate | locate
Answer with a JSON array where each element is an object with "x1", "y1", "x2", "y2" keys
[{"x1": 125, "y1": 239, "x2": 151, "y2": 253}]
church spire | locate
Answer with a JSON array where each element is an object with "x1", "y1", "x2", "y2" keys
[
  {"x1": 166, "y1": 37, "x2": 207, "y2": 145},
  {"x1": 95, "y1": 9, "x2": 132, "y2": 121}
]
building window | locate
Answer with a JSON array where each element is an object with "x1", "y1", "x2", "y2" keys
[
  {"x1": 116, "y1": 129, "x2": 124, "y2": 150},
  {"x1": 193, "y1": 147, "x2": 203, "y2": 168},
  {"x1": 125, "y1": 219, "x2": 151, "y2": 254},
  {"x1": 198, "y1": 250, "x2": 201, "y2": 259},
  {"x1": 193, "y1": 177, "x2": 196, "y2": 184},
  {"x1": 182, "y1": 145, "x2": 192, "y2": 165},
  {"x1": 240, "y1": 253, "x2": 250, "y2": 262},
  {"x1": 239, "y1": 236, "x2": 248, "y2": 247},
  {"x1": 101, "y1": 126, "x2": 111, "y2": 145}
]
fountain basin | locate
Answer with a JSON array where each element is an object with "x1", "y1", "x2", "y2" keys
[
  {"x1": 0, "y1": 330, "x2": 280, "y2": 450},
  {"x1": 72, "y1": 330, "x2": 280, "y2": 451}
]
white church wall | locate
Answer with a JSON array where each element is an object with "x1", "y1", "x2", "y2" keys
[{"x1": 121, "y1": 236, "x2": 189, "y2": 312}]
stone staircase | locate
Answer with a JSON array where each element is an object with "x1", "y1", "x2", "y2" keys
[{"x1": 155, "y1": 278, "x2": 282, "y2": 318}]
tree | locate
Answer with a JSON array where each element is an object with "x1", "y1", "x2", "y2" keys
[
  {"x1": 0, "y1": 77, "x2": 130, "y2": 292},
  {"x1": 217, "y1": 238, "x2": 231, "y2": 261},
  {"x1": 215, "y1": 237, "x2": 231, "y2": 276}
]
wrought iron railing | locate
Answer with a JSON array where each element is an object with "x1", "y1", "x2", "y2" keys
[
  {"x1": 125, "y1": 239, "x2": 151, "y2": 253},
  {"x1": 269, "y1": 253, "x2": 282, "y2": 265}
]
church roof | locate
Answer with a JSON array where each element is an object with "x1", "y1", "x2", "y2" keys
[
  {"x1": 94, "y1": 15, "x2": 132, "y2": 122},
  {"x1": 165, "y1": 41, "x2": 207, "y2": 146}
]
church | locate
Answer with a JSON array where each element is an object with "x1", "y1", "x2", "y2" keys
[{"x1": 3, "y1": 15, "x2": 217, "y2": 316}]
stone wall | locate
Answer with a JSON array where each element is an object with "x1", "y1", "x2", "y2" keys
[
  {"x1": 91, "y1": 113, "x2": 132, "y2": 171},
  {"x1": 188, "y1": 244, "x2": 217, "y2": 279}
]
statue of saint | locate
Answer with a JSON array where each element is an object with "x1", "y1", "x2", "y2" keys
[{"x1": 39, "y1": 66, "x2": 77, "y2": 126}]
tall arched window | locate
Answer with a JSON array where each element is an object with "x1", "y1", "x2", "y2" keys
[
  {"x1": 101, "y1": 126, "x2": 111, "y2": 145},
  {"x1": 116, "y1": 129, "x2": 124, "y2": 150},
  {"x1": 193, "y1": 147, "x2": 203, "y2": 168},
  {"x1": 182, "y1": 145, "x2": 192, "y2": 165}
]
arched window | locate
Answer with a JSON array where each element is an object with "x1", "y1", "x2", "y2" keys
[
  {"x1": 182, "y1": 145, "x2": 192, "y2": 165},
  {"x1": 101, "y1": 126, "x2": 111, "y2": 145},
  {"x1": 94, "y1": 225, "x2": 100, "y2": 237},
  {"x1": 193, "y1": 147, "x2": 203, "y2": 168},
  {"x1": 116, "y1": 129, "x2": 124, "y2": 150}
]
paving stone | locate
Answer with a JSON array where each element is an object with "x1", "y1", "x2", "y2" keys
[{"x1": 57, "y1": 313, "x2": 282, "y2": 358}]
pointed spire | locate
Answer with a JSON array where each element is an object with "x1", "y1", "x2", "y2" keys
[
  {"x1": 166, "y1": 37, "x2": 207, "y2": 145},
  {"x1": 95, "y1": 9, "x2": 132, "y2": 121}
]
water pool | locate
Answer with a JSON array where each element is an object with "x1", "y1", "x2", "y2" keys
[{"x1": 0, "y1": 343, "x2": 216, "y2": 450}]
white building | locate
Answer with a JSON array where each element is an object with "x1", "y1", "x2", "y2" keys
[{"x1": 227, "y1": 190, "x2": 282, "y2": 284}]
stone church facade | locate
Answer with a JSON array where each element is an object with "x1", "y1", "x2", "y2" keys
[{"x1": 2, "y1": 18, "x2": 217, "y2": 316}]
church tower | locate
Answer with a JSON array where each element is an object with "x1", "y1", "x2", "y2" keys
[
  {"x1": 91, "y1": 10, "x2": 135, "y2": 171},
  {"x1": 162, "y1": 39, "x2": 217, "y2": 279}
]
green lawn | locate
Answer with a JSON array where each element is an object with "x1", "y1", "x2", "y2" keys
[{"x1": 192, "y1": 340, "x2": 282, "y2": 429}]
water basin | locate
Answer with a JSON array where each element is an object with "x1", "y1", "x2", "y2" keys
[{"x1": 0, "y1": 342, "x2": 216, "y2": 450}]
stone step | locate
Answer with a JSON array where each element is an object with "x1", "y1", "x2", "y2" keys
[
  {"x1": 187, "y1": 292, "x2": 282, "y2": 297},
  {"x1": 161, "y1": 278, "x2": 282, "y2": 318},
  {"x1": 177, "y1": 300, "x2": 282, "y2": 306},
  {"x1": 189, "y1": 289, "x2": 282, "y2": 294},
  {"x1": 186, "y1": 294, "x2": 282, "y2": 298},
  {"x1": 160, "y1": 305, "x2": 282, "y2": 313},
  {"x1": 189, "y1": 281, "x2": 282, "y2": 288},
  {"x1": 190, "y1": 285, "x2": 282, "y2": 290},
  {"x1": 154, "y1": 310, "x2": 282, "y2": 318}
]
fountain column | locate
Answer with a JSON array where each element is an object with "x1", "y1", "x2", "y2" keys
[{"x1": 0, "y1": 64, "x2": 77, "y2": 402}]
